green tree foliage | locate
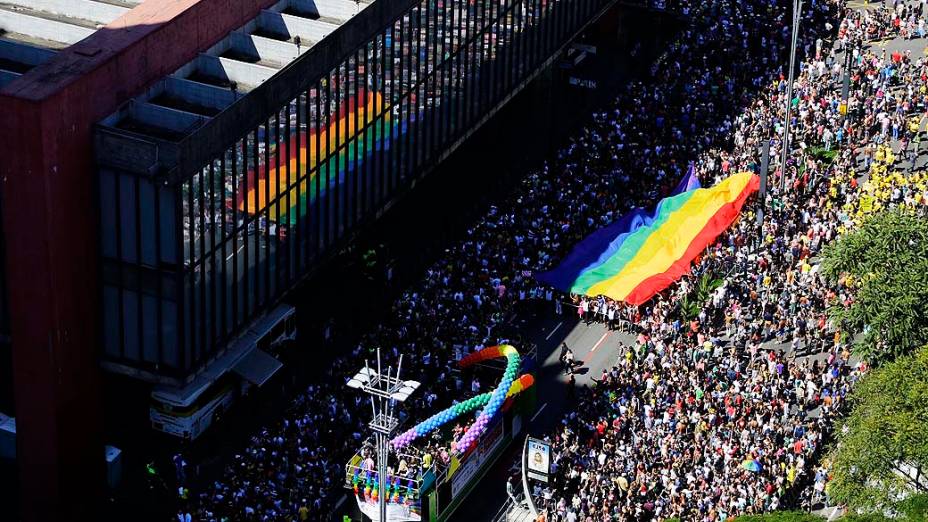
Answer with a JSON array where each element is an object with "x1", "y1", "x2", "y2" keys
[
  {"x1": 828, "y1": 347, "x2": 928, "y2": 512},
  {"x1": 730, "y1": 497, "x2": 928, "y2": 521},
  {"x1": 896, "y1": 493, "x2": 928, "y2": 519},
  {"x1": 820, "y1": 209, "x2": 928, "y2": 364},
  {"x1": 678, "y1": 270, "x2": 724, "y2": 321}
]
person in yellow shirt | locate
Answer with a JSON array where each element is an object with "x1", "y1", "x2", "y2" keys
[{"x1": 874, "y1": 147, "x2": 885, "y2": 163}]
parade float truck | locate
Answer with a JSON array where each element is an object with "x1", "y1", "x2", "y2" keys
[{"x1": 344, "y1": 344, "x2": 537, "y2": 522}]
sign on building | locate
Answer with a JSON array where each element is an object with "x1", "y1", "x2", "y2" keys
[{"x1": 526, "y1": 437, "x2": 550, "y2": 483}]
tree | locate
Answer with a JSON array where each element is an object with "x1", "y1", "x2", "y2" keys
[
  {"x1": 820, "y1": 209, "x2": 928, "y2": 365},
  {"x1": 827, "y1": 346, "x2": 928, "y2": 512},
  {"x1": 730, "y1": 501, "x2": 928, "y2": 521}
]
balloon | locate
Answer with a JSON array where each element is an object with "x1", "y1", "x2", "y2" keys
[{"x1": 391, "y1": 345, "x2": 531, "y2": 450}]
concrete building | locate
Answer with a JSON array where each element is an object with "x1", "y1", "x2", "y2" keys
[
  {"x1": 0, "y1": 1, "x2": 289, "y2": 518},
  {"x1": 0, "y1": 0, "x2": 622, "y2": 518}
]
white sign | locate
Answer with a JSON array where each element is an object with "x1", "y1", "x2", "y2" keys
[
  {"x1": 527, "y1": 438, "x2": 550, "y2": 482},
  {"x1": 356, "y1": 498, "x2": 422, "y2": 522}
]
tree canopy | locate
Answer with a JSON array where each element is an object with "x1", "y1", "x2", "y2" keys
[
  {"x1": 729, "y1": 495, "x2": 928, "y2": 520},
  {"x1": 827, "y1": 346, "x2": 928, "y2": 512},
  {"x1": 820, "y1": 209, "x2": 928, "y2": 365}
]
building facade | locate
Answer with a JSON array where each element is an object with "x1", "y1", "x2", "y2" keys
[{"x1": 0, "y1": 0, "x2": 617, "y2": 518}]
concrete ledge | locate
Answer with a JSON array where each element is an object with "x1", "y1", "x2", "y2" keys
[
  {"x1": 311, "y1": 0, "x2": 364, "y2": 22},
  {"x1": 131, "y1": 101, "x2": 206, "y2": 135},
  {"x1": 94, "y1": 125, "x2": 166, "y2": 175},
  {"x1": 205, "y1": 53, "x2": 277, "y2": 88},
  {"x1": 0, "y1": 70, "x2": 20, "y2": 88},
  {"x1": 164, "y1": 76, "x2": 236, "y2": 113},
  {"x1": 232, "y1": 31, "x2": 298, "y2": 66},
  {"x1": 0, "y1": 39, "x2": 56, "y2": 69},
  {"x1": 1, "y1": 0, "x2": 278, "y2": 100},
  {"x1": 2, "y1": 0, "x2": 129, "y2": 25},
  {"x1": 256, "y1": 9, "x2": 338, "y2": 44},
  {"x1": 0, "y1": 9, "x2": 94, "y2": 46}
]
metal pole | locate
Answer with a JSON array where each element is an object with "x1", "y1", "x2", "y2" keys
[
  {"x1": 758, "y1": 137, "x2": 770, "y2": 231},
  {"x1": 780, "y1": 0, "x2": 803, "y2": 194},
  {"x1": 760, "y1": 136, "x2": 770, "y2": 201},
  {"x1": 348, "y1": 348, "x2": 418, "y2": 522},
  {"x1": 842, "y1": 42, "x2": 855, "y2": 129},
  {"x1": 378, "y1": 432, "x2": 387, "y2": 522},
  {"x1": 841, "y1": 43, "x2": 852, "y2": 104}
]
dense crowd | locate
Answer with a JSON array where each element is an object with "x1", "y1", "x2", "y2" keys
[
  {"x1": 172, "y1": 0, "x2": 928, "y2": 521},
  {"x1": 538, "y1": 0, "x2": 928, "y2": 521}
]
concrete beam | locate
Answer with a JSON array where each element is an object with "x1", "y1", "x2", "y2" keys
[
  {"x1": 0, "y1": 39, "x2": 56, "y2": 68},
  {"x1": 130, "y1": 100, "x2": 206, "y2": 135},
  {"x1": 198, "y1": 53, "x2": 276, "y2": 89},
  {"x1": 309, "y1": 0, "x2": 363, "y2": 22},
  {"x1": 0, "y1": 9, "x2": 94, "y2": 46},
  {"x1": 0, "y1": 69, "x2": 20, "y2": 88},
  {"x1": 255, "y1": 10, "x2": 291, "y2": 40},
  {"x1": 256, "y1": 9, "x2": 339, "y2": 44},
  {"x1": 278, "y1": 12, "x2": 338, "y2": 43},
  {"x1": 277, "y1": 0, "x2": 362, "y2": 21},
  {"x1": 230, "y1": 31, "x2": 297, "y2": 66},
  {"x1": 1, "y1": 0, "x2": 129, "y2": 25},
  {"x1": 164, "y1": 76, "x2": 235, "y2": 113}
]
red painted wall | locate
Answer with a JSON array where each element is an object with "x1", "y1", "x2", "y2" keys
[{"x1": 0, "y1": 0, "x2": 275, "y2": 519}]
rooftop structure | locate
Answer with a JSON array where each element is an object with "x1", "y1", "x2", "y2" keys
[
  {"x1": 0, "y1": 0, "x2": 145, "y2": 87},
  {"x1": 0, "y1": 1, "x2": 288, "y2": 519},
  {"x1": 98, "y1": 0, "x2": 371, "y2": 142}
]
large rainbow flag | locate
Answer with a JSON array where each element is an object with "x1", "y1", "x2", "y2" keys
[
  {"x1": 537, "y1": 171, "x2": 759, "y2": 305},
  {"x1": 235, "y1": 90, "x2": 405, "y2": 225}
]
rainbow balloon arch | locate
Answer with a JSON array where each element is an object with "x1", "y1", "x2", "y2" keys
[{"x1": 391, "y1": 344, "x2": 534, "y2": 454}]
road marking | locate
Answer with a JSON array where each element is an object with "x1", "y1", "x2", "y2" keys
[
  {"x1": 591, "y1": 332, "x2": 610, "y2": 352},
  {"x1": 530, "y1": 402, "x2": 548, "y2": 422},
  {"x1": 584, "y1": 332, "x2": 611, "y2": 363},
  {"x1": 226, "y1": 245, "x2": 244, "y2": 261},
  {"x1": 544, "y1": 321, "x2": 563, "y2": 340}
]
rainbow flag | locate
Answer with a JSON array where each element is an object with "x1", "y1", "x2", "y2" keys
[
  {"x1": 235, "y1": 90, "x2": 406, "y2": 225},
  {"x1": 538, "y1": 171, "x2": 759, "y2": 305}
]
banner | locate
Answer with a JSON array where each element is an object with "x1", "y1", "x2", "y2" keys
[{"x1": 538, "y1": 172, "x2": 758, "y2": 305}]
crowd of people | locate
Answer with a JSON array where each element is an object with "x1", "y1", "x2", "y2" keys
[
  {"x1": 171, "y1": 0, "x2": 928, "y2": 520},
  {"x1": 537, "y1": 0, "x2": 928, "y2": 521}
]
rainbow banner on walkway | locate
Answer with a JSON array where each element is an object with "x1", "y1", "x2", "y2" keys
[
  {"x1": 235, "y1": 90, "x2": 405, "y2": 225},
  {"x1": 537, "y1": 171, "x2": 759, "y2": 305}
]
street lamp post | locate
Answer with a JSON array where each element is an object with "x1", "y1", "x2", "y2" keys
[
  {"x1": 758, "y1": 134, "x2": 771, "y2": 234},
  {"x1": 347, "y1": 349, "x2": 421, "y2": 522},
  {"x1": 780, "y1": 0, "x2": 804, "y2": 194}
]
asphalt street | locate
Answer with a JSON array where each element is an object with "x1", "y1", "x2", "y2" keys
[{"x1": 449, "y1": 303, "x2": 634, "y2": 521}]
